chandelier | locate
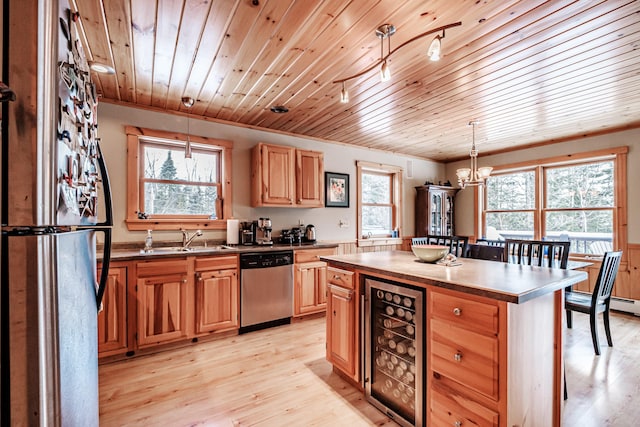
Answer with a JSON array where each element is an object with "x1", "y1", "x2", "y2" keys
[
  {"x1": 456, "y1": 121, "x2": 493, "y2": 188},
  {"x1": 333, "y1": 22, "x2": 461, "y2": 103}
]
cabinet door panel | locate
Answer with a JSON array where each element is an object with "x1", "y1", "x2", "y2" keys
[
  {"x1": 97, "y1": 266, "x2": 127, "y2": 356},
  {"x1": 137, "y1": 273, "x2": 188, "y2": 347},
  {"x1": 295, "y1": 261, "x2": 327, "y2": 316},
  {"x1": 327, "y1": 284, "x2": 355, "y2": 376},
  {"x1": 261, "y1": 144, "x2": 295, "y2": 205},
  {"x1": 196, "y1": 269, "x2": 238, "y2": 333},
  {"x1": 296, "y1": 149, "x2": 324, "y2": 207}
]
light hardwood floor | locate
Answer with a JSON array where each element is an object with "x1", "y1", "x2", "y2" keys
[{"x1": 99, "y1": 311, "x2": 640, "y2": 426}]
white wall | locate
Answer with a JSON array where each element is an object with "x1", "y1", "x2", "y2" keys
[
  {"x1": 98, "y1": 102, "x2": 445, "y2": 244},
  {"x1": 445, "y1": 128, "x2": 640, "y2": 242}
]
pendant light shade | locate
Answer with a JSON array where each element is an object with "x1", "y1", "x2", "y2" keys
[
  {"x1": 427, "y1": 35, "x2": 442, "y2": 61},
  {"x1": 380, "y1": 60, "x2": 391, "y2": 82},
  {"x1": 340, "y1": 82, "x2": 349, "y2": 103}
]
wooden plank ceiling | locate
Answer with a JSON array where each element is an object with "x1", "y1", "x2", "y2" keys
[{"x1": 72, "y1": 0, "x2": 640, "y2": 162}]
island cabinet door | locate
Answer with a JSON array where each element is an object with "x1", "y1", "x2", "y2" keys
[
  {"x1": 195, "y1": 268, "x2": 239, "y2": 334},
  {"x1": 97, "y1": 264, "x2": 128, "y2": 357},
  {"x1": 326, "y1": 284, "x2": 356, "y2": 377}
]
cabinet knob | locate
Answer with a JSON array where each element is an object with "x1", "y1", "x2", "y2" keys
[
  {"x1": 333, "y1": 275, "x2": 341, "y2": 280},
  {"x1": 182, "y1": 278, "x2": 187, "y2": 283},
  {"x1": 454, "y1": 421, "x2": 462, "y2": 427},
  {"x1": 453, "y1": 307, "x2": 462, "y2": 316},
  {"x1": 454, "y1": 353, "x2": 462, "y2": 362}
]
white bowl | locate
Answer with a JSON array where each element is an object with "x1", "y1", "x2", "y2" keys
[{"x1": 411, "y1": 244, "x2": 449, "y2": 263}]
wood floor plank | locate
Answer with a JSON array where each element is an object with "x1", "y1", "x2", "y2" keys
[{"x1": 100, "y1": 311, "x2": 640, "y2": 426}]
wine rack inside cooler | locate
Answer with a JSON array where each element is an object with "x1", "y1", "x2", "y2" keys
[{"x1": 364, "y1": 278, "x2": 423, "y2": 427}]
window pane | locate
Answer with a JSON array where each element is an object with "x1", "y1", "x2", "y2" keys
[
  {"x1": 485, "y1": 212, "x2": 534, "y2": 239},
  {"x1": 486, "y1": 171, "x2": 535, "y2": 210},
  {"x1": 144, "y1": 183, "x2": 218, "y2": 216},
  {"x1": 362, "y1": 206, "x2": 392, "y2": 235},
  {"x1": 546, "y1": 161, "x2": 613, "y2": 208},
  {"x1": 546, "y1": 210, "x2": 612, "y2": 254},
  {"x1": 362, "y1": 173, "x2": 391, "y2": 204},
  {"x1": 144, "y1": 146, "x2": 219, "y2": 183}
]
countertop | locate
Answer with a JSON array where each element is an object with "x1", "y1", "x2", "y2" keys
[
  {"x1": 107, "y1": 241, "x2": 339, "y2": 261},
  {"x1": 320, "y1": 250, "x2": 588, "y2": 304}
]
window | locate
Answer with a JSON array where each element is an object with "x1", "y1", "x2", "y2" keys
[
  {"x1": 357, "y1": 161, "x2": 403, "y2": 244},
  {"x1": 482, "y1": 147, "x2": 627, "y2": 256},
  {"x1": 126, "y1": 126, "x2": 233, "y2": 230}
]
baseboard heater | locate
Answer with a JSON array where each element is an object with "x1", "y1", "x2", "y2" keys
[{"x1": 610, "y1": 297, "x2": 640, "y2": 316}]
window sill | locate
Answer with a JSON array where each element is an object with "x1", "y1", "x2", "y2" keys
[
  {"x1": 125, "y1": 218, "x2": 228, "y2": 231},
  {"x1": 357, "y1": 237, "x2": 403, "y2": 248}
]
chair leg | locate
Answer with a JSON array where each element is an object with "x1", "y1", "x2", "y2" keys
[
  {"x1": 590, "y1": 312, "x2": 601, "y2": 356},
  {"x1": 603, "y1": 309, "x2": 613, "y2": 347},
  {"x1": 566, "y1": 309, "x2": 572, "y2": 328},
  {"x1": 564, "y1": 368, "x2": 568, "y2": 400}
]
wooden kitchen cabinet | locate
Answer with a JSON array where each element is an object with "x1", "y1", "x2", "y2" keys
[
  {"x1": 251, "y1": 142, "x2": 324, "y2": 207},
  {"x1": 294, "y1": 248, "x2": 335, "y2": 317},
  {"x1": 97, "y1": 262, "x2": 129, "y2": 357},
  {"x1": 428, "y1": 288, "x2": 502, "y2": 425},
  {"x1": 326, "y1": 266, "x2": 358, "y2": 381},
  {"x1": 194, "y1": 255, "x2": 239, "y2": 334},
  {"x1": 136, "y1": 258, "x2": 190, "y2": 348},
  {"x1": 415, "y1": 185, "x2": 459, "y2": 236}
]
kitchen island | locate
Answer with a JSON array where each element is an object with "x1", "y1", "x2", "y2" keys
[{"x1": 320, "y1": 250, "x2": 588, "y2": 427}]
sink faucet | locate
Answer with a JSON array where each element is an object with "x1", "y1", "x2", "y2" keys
[{"x1": 181, "y1": 229, "x2": 203, "y2": 250}]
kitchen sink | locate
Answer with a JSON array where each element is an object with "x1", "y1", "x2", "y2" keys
[{"x1": 140, "y1": 245, "x2": 233, "y2": 254}]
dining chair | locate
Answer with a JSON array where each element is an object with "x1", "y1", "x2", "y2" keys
[
  {"x1": 565, "y1": 250, "x2": 623, "y2": 355},
  {"x1": 412, "y1": 235, "x2": 468, "y2": 258},
  {"x1": 504, "y1": 239, "x2": 570, "y2": 269},
  {"x1": 465, "y1": 244, "x2": 505, "y2": 262},
  {"x1": 475, "y1": 238, "x2": 505, "y2": 247}
]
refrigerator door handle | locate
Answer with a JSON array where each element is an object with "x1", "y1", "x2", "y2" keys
[
  {"x1": 95, "y1": 140, "x2": 113, "y2": 227},
  {"x1": 95, "y1": 227, "x2": 112, "y2": 310}
]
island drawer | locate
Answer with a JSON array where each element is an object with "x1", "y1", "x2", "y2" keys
[
  {"x1": 430, "y1": 385, "x2": 499, "y2": 427},
  {"x1": 430, "y1": 290, "x2": 499, "y2": 336},
  {"x1": 430, "y1": 318, "x2": 499, "y2": 400},
  {"x1": 327, "y1": 266, "x2": 354, "y2": 289}
]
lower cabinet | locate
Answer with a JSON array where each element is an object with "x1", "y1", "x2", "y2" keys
[
  {"x1": 294, "y1": 248, "x2": 336, "y2": 317},
  {"x1": 325, "y1": 266, "x2": 358, "y2": 381},
  {"x1": 136, "y1": 258, "x2": 190, "y2": 348},
  {"x1": 194, "y1": 256, "x2": 239, "y2": 334},
  {"x1": 97, "y1": 263, "x2": 128, "y2": 357}
]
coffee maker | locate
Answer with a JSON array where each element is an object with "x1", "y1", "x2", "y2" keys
[
  {"x1": 240, "y1": 221, "x2": 256, "y2": 245},
  {"x1": 255, "y1": 217, "x2": 273, "y2": 245}
]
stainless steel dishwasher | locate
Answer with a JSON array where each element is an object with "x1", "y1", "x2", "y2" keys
[{"x1": 239, "y1": 250, "x2": 294, "y2": 333}]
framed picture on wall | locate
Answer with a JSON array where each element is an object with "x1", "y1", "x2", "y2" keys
[{"x1": 325, "y1": 172, "x2": 349, "y2": 208}]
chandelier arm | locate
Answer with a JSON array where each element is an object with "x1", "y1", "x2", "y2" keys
[{"x1": 332, "y1": 22, "x2": 462, "y2": 85}]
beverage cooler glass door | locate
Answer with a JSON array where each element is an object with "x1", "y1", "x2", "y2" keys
[{"x1": 365, "y1": 278, "x2": 423, "y2": 427}]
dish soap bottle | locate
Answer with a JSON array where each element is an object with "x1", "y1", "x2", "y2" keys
[{"x1": 143, "y1": 230, "x2": 153, "y2": 253}]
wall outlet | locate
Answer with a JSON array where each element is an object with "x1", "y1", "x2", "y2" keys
[{"x1": 339, "y1": 219, "x2": 349, "y2": 228}]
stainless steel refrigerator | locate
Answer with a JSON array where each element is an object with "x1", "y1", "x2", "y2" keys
[{"x1": 1, "y1": 1, "x2": 112, "y2": 425}]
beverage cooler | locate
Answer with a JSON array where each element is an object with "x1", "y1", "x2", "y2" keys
[{"x1": 364, "y1": 278, "x2": 424, "y2": 427}]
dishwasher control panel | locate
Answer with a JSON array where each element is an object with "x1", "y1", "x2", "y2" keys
[{"x1": 240, "y1": 251, "x2": 293, "y2": 269}]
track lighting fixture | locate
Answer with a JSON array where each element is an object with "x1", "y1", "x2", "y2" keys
[{"x1": 333, "y1": 22, "x2": 461, "y2": 102}]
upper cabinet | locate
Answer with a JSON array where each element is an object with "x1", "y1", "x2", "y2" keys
[
  {"x1": 251, "y1": 143, "x2": 324, "y2": 208},
  {"x1": 415, "y1": 185, "x2": 459, "y2": 237}
]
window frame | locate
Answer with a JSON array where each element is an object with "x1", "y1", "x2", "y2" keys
[
  {"x1": 357, "y1": 161, "x2": 403, "y2": 247},
  {"x1": 125, "y1": 126, "x2": 233, "y2": 231},
  {"x1": 478, "y1": 146, "x2": 628, "y2": 259}
]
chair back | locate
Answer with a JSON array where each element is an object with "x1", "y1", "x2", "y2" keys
[
  {"x1": 504, "y1": 239, "x2": 570, "y2": 269},
  {"x1": 476, "y1": 238, "x2": 505, "y2": 247},
  {"x1": 412, "y1": 235, "x2": 468, "y2": 258},
  {"x1": 466, "y1": 244, "x2": 505, "y2": 262},
  {"x1": 591, "y1": 251, "x2": 623, "y2": 305}
]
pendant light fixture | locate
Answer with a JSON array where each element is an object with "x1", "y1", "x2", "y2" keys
[
  {"x1": 333, "y1": 21, "x2": 461, "y2": 102},
  {"x1": 181, "y1": 96, "x2": 194, "y2": 159},
  {"x1": 456, "y1": 121, "x2": 493, "y2": 189}
]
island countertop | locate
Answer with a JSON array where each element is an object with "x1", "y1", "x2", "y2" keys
[{"x1": 320, "y1": 250, "x2": 588, "y2": 304}]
